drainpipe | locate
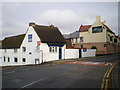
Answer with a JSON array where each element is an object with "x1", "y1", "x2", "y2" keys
[
  {"x1": 40, "y1": 50, "x2": 43, "y2": 64},
  {"x1": 64, "y1": 49, "x2": 65, "y2": 60}
]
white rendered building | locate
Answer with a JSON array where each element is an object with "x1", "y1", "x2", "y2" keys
[{"x1": 1, "y1": 23, "x2": 66, "y2": 66}]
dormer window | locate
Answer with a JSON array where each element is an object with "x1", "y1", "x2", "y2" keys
[
  {"x1": 92, "y1": 26, "x2": 102, "y2": 33},
  {"x1": 28, "y1": 34, "x2": 32, "y2": 42},
  {"x1": 14, "y1": 48, "x2": 17, "y2": 53}
]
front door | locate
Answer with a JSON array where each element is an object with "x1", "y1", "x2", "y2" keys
[
  {"x1": 79, "y1": 49, "x2": 81, "y2": 58},
  {"x1": 59, "y1": 47, "x2": 62, "y2": 59}
]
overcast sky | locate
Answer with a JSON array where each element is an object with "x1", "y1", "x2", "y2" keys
[{"x1": 1, "y1": 1, "x2": 118, "y2": 40}]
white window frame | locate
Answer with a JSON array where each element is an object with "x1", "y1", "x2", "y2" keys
[
  {"x1": 14, "y1": 48, "x2": 17, "y2": 53},
  {"x1": 49, "y1": 47, "x2": 57, "y2": 53}
]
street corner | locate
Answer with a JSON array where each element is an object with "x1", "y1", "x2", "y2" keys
[{"x1": 64, "y1": 61, "x2": 113, "y2": 67}]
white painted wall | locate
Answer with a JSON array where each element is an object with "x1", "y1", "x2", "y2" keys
[
  {"x1": 0, "y1": 26, "x2": 66, "y2": 66},
  {"x1": 64, "y1": 49, "x2": 79, "y2": 59},
  {"x1": 81, "y1": 49, "x2": 96, "y2": 57}
]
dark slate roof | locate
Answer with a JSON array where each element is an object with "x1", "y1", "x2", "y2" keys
[
  {"x1": 2, "y1": 34, "x2": 25, "y2": 49},
  {"x1": 70, "y1": 31, "x2": 79, "y2": 38},
  {"x1": 33, "y1": 25, "x2": 66, "y2": 46},
  {"x1": 63, "y1": 34, "x2": 70, "y2": 39}
]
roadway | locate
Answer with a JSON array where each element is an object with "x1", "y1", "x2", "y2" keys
[{"x1": 2, "y1": 53, "x2": 120, "y2": 89}]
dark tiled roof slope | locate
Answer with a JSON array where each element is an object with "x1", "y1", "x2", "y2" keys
[
  {"x1": 33, "y1": 25, "x2": 66, "y2": 45},
  {"x1": 2, "y1": 34, "x2": 25, "y2": 49}
]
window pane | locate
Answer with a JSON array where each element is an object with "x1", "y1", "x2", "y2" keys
[
  {"x1": 22, "y1": 47, "x2": 26, "y2": 52},
  {"x1": 28, "y1": 34, "x2": 32, "y2": 42},
  {"x1": 14, "y1": 49, "x2": 17, "y2": 53},
  {"x1": 23, "y1": 58, "x2": 26, "y2": 62},
  {"x1": 8, "y1": 57, "x2": 10, "y2": 62},
  {"x1": 14, "y1": 58, "x2": 18, "y2": 62},
  {"x1": 4, "y1": 56, "x2": 5, "y2": 62},
  {"x1": 55, "y1": 47, "x2": 57, "y2": 52},
  {"x1": 80, "y1": 37, "x2": 84, "y2": 42},
  {"x1": 92, "y1": 26, "x2": 102, "y2": 33}
]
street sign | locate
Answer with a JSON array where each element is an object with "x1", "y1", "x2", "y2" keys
[
  {"x1": 83, "y1": 49, "x2": 87, "y2": 52},
  {"x1": 37, "y1": 41, "x2": 41, "y2": 45}
]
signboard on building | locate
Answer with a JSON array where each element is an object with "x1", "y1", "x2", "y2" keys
[{"x1": 37, "y1": 41, "x2": 41, "y2": 45}]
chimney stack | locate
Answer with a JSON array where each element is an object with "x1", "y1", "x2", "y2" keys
[
  {"x1": 96, "y1": 16, "x2": 101, "y2": 22},
  {"x1": 29, "y1": 22, "x2": 35, "y2": 26},
  {"x1": 49, "y1": 24, "x2": 54, "y2": 27},
  {"x1": 103, "y1": 21, "x2": 106, "y2": 25}
]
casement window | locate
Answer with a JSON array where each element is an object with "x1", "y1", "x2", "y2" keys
[
  {"x1": 81, "y1": 45, "x2": 83, "y2": 48},
  {"x1": 22, "y1": 58, "x2": 26, "y2": 62},
  {"x1": 49, "y1": 47, "x2": 57, "y2": 53},
  {"x1": 4, "y1": 56, "x2": 5, "y2": 62},
  {"x1": 92, "y1": 26, "x2": 102, "y2": 33},
  {"x1": 14, "y1": 48, "x2": 17, "y2": 53},
  {"x1": 110, "y1": 36, "x2": 113, "y2": 42},
  {"x1": 4, "y1": 49, "x2": 7, "y2": 53},
  {"x1": 14, "y1": 58, "x2": 18, "y2": 62},
  {"x1": 71, "y1": 38, "x2": 73, "y2": 43},
  {"x1": 114, "y1": 38, "x2": 117, "y2": 43},
  {"x1": 80, "y1": 37, "x2": 84, "y2": 42},
  {"x1": 28, "y1": 34, "x2": 32, "y2": 42},
  {"x1": 104, "y1": 44, "x2": 107, "y2": 47},
  {"x1": 8, "y1": 57, "x2": 10, "y2": 62},
  {"x1": 75, "y1": 38, "x2": 78, "y2": 43},
  {"x1": 22, "y1": 47, "x2": 26, "y2": 52}
]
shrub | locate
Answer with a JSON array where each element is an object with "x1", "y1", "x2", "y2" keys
[{"x1": 91, "y1": 46, "x2": 97, "y2": 49}]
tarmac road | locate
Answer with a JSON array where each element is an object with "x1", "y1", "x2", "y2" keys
[{"x1": 2, "y1": 53, "x2": 119, "y2": 89}]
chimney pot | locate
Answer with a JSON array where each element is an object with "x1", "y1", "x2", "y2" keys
[
  {"x1": 49, "y1": 24, "x2": 54, "y2": 27},
  {"x1": 29, "y1": 22, "x2": 35, "y2": 26},
  {"x1": 96, "y1": 16, "x2": 101, "y2": 22}
]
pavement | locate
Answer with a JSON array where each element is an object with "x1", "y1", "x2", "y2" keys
[{"x1": 1, "y1": 53, "x2": 120, "y2": 89}]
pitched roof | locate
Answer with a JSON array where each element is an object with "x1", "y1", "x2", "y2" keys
[
  {"x1": 103, "y1": 24, "x2": 115, "y2": 34},
  {"x1": 79, "y1": 24, "x2": 115, "y2": 34},
  {"x1": 2, "y1": 34, "x2": 25, "y2": 49},
  {"x1": 63, "y1": 34, "x2": 70, "y2": 39},
  {"x1": 79, "y1": 25, "x2": 92, "y2": 32},
  {"x1": 70, "y1": 31, "x2": 79, "y2": 38},
  {"x1": 33, "y1": 25, "x2": 66, "y2": 46}
]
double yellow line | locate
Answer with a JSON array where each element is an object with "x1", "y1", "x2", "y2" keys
[{"x1": 101, "y1": 61, "x2": 119, "y2": 90}]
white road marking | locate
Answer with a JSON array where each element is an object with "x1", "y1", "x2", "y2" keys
[
  {"x1": 3, "y1": 71, "x2": 15, "y2": 74},
  {"x1": 22, "y1": 69, "x2": 29, "y2": 72},
  {"x1": 20, "y1": 77, "x2": 48, "y2": 88}
]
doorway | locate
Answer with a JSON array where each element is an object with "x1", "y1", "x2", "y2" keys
[
  {"x1": 59, "y1": 47, "x2": 62, "y2": 59},
  {"x1": 79, "y1": 49, "x2": 81, "y2": 58}
]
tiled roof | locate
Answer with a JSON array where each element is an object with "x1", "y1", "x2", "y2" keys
[
  {"x1": 103, "y1": 24, "x2": 115, "y2": 34},
  {"x1": 63, "y1": 34, "x2": 70, "y2": 39},
  {"x1": 79, "y1": 24, "x2": 115, "y2": 34},
  {"x1": 2, "y1": 34, "x2": 25, "y2": 49},
  {"x1": 33, "y1": 25, "x2": 66, "y2": 46},
  {"x1": 70, "y1": 31, "x2": 79, "y2": 38},
  {"x1": 79, "y1": 25, "x2": 92, "y2": 32}
]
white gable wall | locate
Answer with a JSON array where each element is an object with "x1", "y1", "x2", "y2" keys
[
  {"x1": 0, "y1": 26, "x2": 66, "y2": 66},
  {"x1": 20, "y1": 26, "x2": 41, "y2": 64}
]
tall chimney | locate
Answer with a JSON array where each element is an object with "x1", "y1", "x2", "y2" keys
[
  {"x1": 93, "y1": 16, "x2": 102, "y2": 25},
  {"x1": 29, "y1": 22, "x2": 35, "y2": 26},
  {"x1": 96, "y1": 16, "x2": 101, "y2": 22}
]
